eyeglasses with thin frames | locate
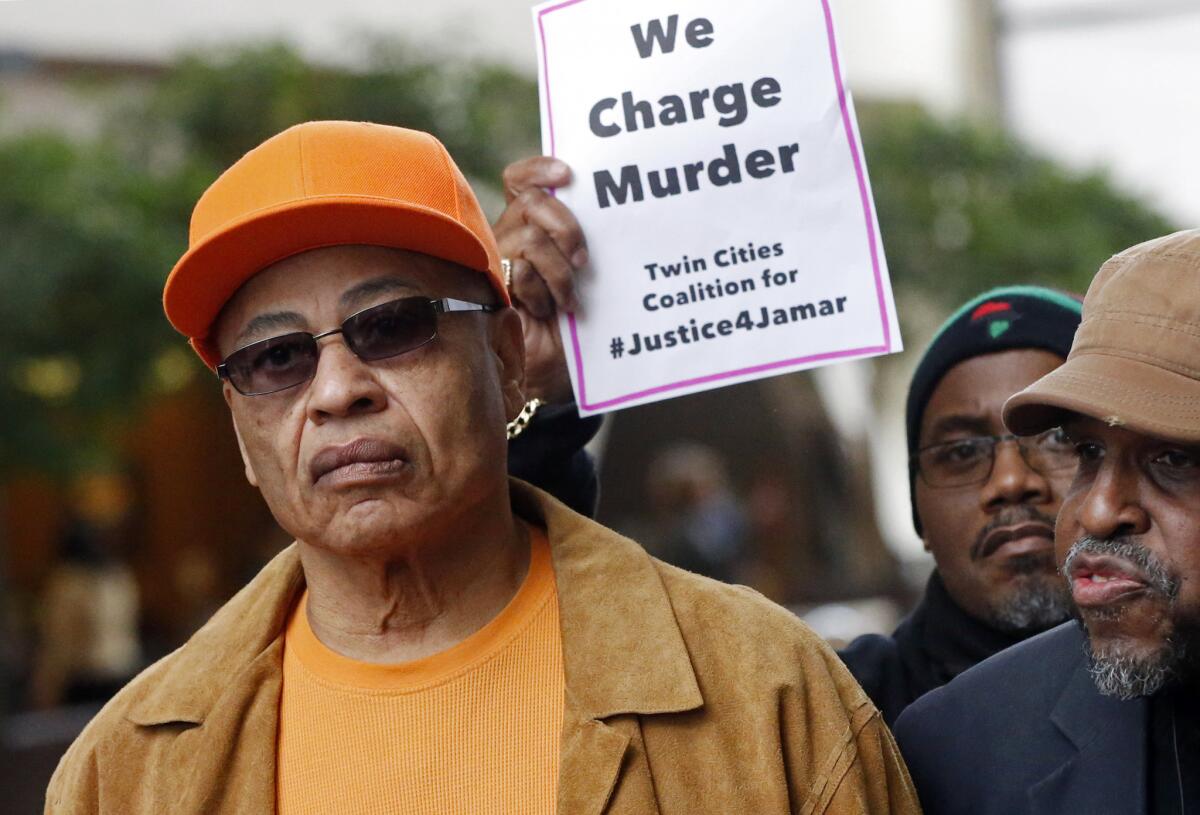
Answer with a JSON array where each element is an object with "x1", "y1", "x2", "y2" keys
[
  {"x1": 912, "y1": 428, "x2": 1078, "y2": 488},
  {"x1": 217, "y1": 296, "x2": 501, "y2": 396}
]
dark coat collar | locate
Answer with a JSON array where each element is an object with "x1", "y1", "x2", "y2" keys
[
  {"x1": 1029, "y1": 625, "x2": 1148, "y2": 815},
  {"x1": 893, "y1": 571, "x2": 1032, "y2": 696}
]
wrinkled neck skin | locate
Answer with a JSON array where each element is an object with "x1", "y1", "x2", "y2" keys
[{"x1": 297, "y1": 492, "x2": 530, "y2": 665}]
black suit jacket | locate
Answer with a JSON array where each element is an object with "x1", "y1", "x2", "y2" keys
[{"x1": 894, "y1": 621, "x2": 1147, "y2": 815}]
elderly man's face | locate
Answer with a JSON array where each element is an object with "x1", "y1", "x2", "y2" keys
[
  {"x1": 1058, "y1": 418, "x2": 1200, "y2": 698},
  {"x1": 915, "y1": 349, "x2": 1074, "y2": 631},
  {"x1": 214, "y1": 245, "x2": 524, "y2": 554}
]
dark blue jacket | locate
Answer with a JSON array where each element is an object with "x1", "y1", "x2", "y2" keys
[{"x1": 894, "y1": 621, "x2": 1147, "y2": 815}]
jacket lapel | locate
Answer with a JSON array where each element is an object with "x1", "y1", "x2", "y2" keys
[
  {"x1": 556, "y1": 710, "x2": 634, "y2": 815},
  {"x1": 173, "y1": 643, "x2": 286, "y2": 814},
  {"x1": 126, "y1": 545, "x2": 305, "y2": 814},
  {"x1": 1029, "y1": 659, "x2": 1148, "y2": 815},
  {"x1": 512, "y1": 483, "x2": 702, "y2": 815}
]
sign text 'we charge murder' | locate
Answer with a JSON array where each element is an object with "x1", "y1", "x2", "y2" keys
[{"x1": 533, "y1": 0, "x2": 901, "y2": 416}]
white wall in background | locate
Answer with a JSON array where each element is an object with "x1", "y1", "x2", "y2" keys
[{"x1": 1002, "y1": 8, "x2": 1200, "y2": 225}]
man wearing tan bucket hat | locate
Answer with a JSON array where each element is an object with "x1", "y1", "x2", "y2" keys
[
  {"x1": 45, "y1": 121, "x2": 918, "y2": 814},
  {"x1": 894, "y1": 228, "x2": 1200, "y2": 814}
]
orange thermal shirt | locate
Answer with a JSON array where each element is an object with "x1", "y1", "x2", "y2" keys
[{"x1": 277, "y1": 527, "x2": 563, "y2": 815}]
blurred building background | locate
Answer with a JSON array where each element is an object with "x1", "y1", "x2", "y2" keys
[{"x1": 0, "y1": 0, "x2": 1193, "y2": 809}]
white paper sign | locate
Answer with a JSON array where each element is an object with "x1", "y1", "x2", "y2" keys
[{"x1": 533, "y1": 0, "x2": 901, "y2": 416}]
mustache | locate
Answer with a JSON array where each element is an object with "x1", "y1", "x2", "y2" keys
[
  {"x1": 1062, "y1": 535, "x2": 1180, "y2": 601},
  {"x1": 970, "y1": 505, "x2": 1058, "y2": 561}
]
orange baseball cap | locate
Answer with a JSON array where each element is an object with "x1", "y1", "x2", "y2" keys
[{"x1": 163, "y1": 121, "x2": 509, "y2": 368}]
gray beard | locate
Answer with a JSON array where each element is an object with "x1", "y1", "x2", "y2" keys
[
  {"x1": 1064, "y1": 536, "x2": 1195, "y2": 700},
  {"x1": 1084, "y1": 635, "x2": 1183, "y2": 700},
  {"x1": 987, "y1": 575, "x2": 1072, "y2": 633}
]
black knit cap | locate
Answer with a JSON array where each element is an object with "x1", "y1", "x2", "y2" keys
[{"x1": 907, "y1": 286, "x2": 1082, "y2": 535}]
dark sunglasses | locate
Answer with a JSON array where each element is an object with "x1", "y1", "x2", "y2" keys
[{"x1": 218, "y1": 296, "x2": 501, "y2": 396}]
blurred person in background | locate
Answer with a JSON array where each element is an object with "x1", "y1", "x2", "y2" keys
[
  {"x1": 28, "y1": 472, "x2": 142, "y2": 710},
  {"x1": 896, "y1": 229, "x2": 1200, "y2": 814},
  {"x1": 640, "y1": 443, "x2": 748, "y2": 584},
  {"x1": 498, "y1": 156, "x2": 1084, "y2": 724},
  {"x1": 169, "y1": 547, "x2": 223, "y2": 640},
  {"x1": 47, "y1": 122, "x2": 918, "y2": 814},
  {"x1": 741, "y1": 469, "x2": 800, "y2": 600}
]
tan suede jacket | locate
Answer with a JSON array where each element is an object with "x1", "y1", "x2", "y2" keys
[{"x1": 47, "y1": 481, "x2": 920, "y2": 814}]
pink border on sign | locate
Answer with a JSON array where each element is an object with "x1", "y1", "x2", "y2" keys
[{"x1": 538, "y1": 0, "x2": 892, "y2": 411}]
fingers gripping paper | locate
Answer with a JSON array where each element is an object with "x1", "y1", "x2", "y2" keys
[{"x1": 533, "y1": 0, "x2": 902, "y2": 416}]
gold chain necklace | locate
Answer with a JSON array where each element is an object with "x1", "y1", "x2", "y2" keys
[{"x1": 506, "y1": 399, "x2": 544, "y2": 440}]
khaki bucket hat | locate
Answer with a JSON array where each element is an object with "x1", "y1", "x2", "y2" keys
[{"x1": 1004, "y1": 228, "x2": 1200, "y2": 443}]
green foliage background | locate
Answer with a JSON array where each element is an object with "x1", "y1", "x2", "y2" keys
[{"x1": 0, "y1": 42, "x2": 1175, "y2": 474}]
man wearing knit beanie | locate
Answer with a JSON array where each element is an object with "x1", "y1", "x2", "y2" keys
[{"x1": 840, "y1": 285, "x2": 1083, "y2": 724}]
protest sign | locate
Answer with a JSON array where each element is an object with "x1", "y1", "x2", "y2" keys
[{"x1": 532, "y1": 0, "x2": 902, "y2": 416}]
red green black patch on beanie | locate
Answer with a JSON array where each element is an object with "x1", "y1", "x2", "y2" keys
[{"x1": 970, "y1": 300, "x2": 1018, "y2": 339}]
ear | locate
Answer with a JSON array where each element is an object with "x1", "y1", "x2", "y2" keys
[
  {"x1": 222, "y1": 383, "x2": 260, "y2": 488},
  {"x1": 490, "y1": 307, "x2": 527, "y2": 422}
]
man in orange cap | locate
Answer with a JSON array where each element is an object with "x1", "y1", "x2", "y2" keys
[
  {"x1": 894, "y1": 229, "x2": 1200, "y2": 814},
  {"x1": 46, "y1": 121, "x2": 918, "y2": 814}
]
